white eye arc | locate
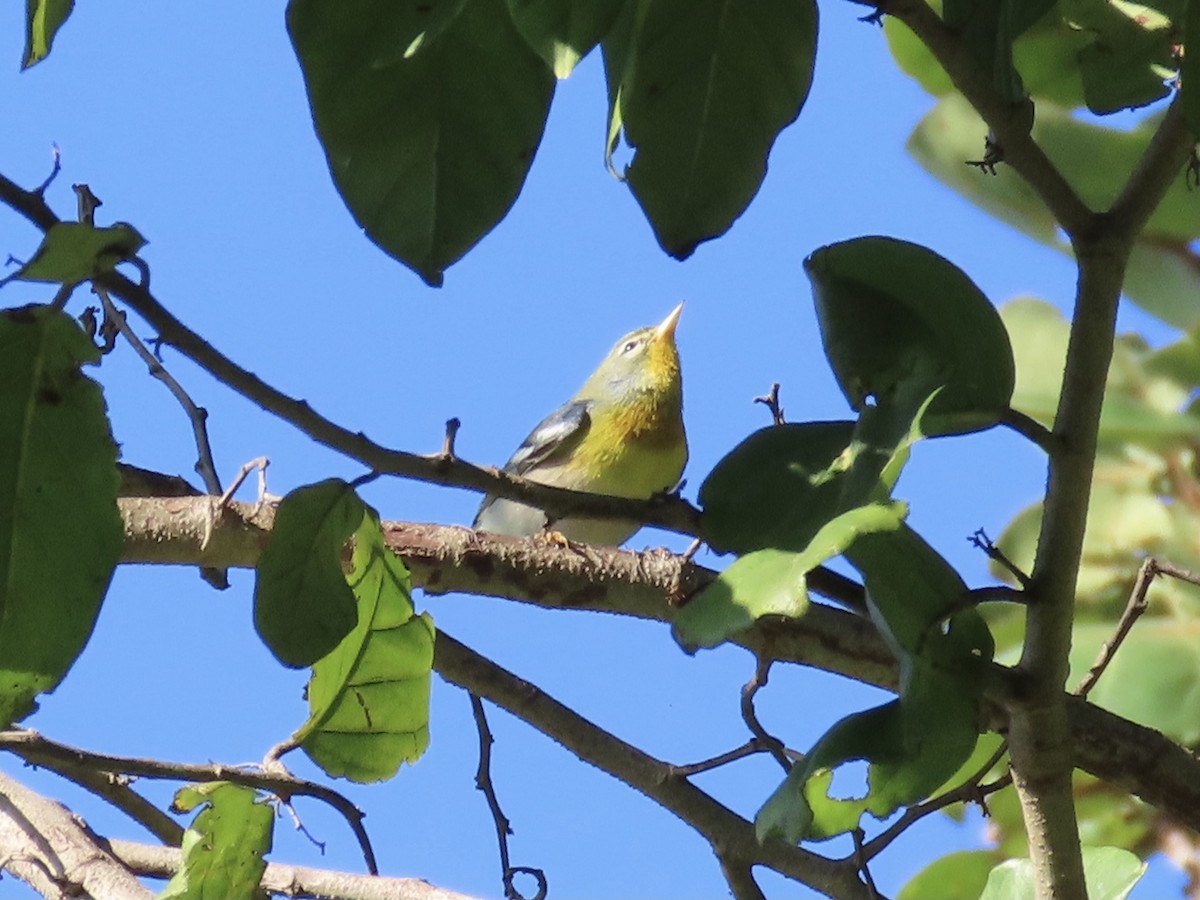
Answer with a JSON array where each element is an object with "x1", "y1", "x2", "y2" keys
[{"x1": 622, "y1": 339, "x2": 641, "y2": 354}]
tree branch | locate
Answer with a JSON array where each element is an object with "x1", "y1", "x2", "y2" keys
[
  {"x1": 432, "y1": 631, "x2": 874, "y2": 900},
  {"x1": 106, "y1": 837, "x2": 481, "y2": 900},
  {"x1": 0, "y1": 769, "x2": 152, "y2": 900}
]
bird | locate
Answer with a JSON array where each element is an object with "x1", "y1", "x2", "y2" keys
[{"x1": 473, "y1": 302, "x2": 687, "y2": 546}]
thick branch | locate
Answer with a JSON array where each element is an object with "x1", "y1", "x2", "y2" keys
[
  {"x1": 0, "y1": 769, "x2": 151, "y2": 900},
  {"x1": 118, "y1": 493, "x2": 1200, "y2": 837},
  {"x1": 107, "y1": 838, "x2": 479, "y2": 900},
  {"x1": 433, "y1": 631, "x2": 872, "y2": 900}
]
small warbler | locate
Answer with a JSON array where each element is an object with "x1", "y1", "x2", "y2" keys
[{"x1": 473, "y1": 303, "x2": 687, "y2": 546}]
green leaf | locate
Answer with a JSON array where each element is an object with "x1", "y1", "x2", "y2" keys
[
  {"x1": 898, "y1": 850, "x2": 1000, "y2": 900},
  {"x1": 2, "y1": 222, "x2": 146, "y2": 287},
  {"x1": 674, "y1": 502, "x2": 906, "y2": 652},
  {"x1": 980, "y1": 847, "x2": 1146, "y2": 900},
  {"x1": 1071, "y1": 0, "x2": 1174, "y2": 114},
  {"x1": 943, "y1": 0, "x2": 1056, "y2": 103},
  {"x1": 253, "y1": 479, "x2": 366, "y2": 669},
  {"x1": 757, "y1": 528, "x2": 992, "y2": 842},
  {"x1": 0, "y1": 305, "x2": 121, "y2": 727},
  {"x1": 806, "y1": 236, "x2": 1015, "y2": 435},
  {"x1": 296, "y1": 509, "x2": 434, "y2": 782},
  {"x1": 908, "y1": 97, "x2": 1200, "y2": 329},
  {"x1": 699, "y1": 422, "x2": 857, "y2": 554},
  {"x1": 288, "y1": 0, "x2": 554, "y2": 286},
  {"x1": 22, "y1": 0, "x2": 74, "y2": 69},
  {"x1": 161, "y1": 782, "x2": 273, "y2": 900},
  {"x1": 605, "y1": 0, "x2": 817, "y2": 259},
  {"x1": 506, "y1": 0, "x2": 624, "y2": 77}
]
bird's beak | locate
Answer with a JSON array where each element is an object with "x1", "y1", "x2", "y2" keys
[{"x1": 654, "y1": 302, "x2": 684, "y2": 343}]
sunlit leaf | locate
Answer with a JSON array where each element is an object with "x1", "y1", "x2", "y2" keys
[
  {"x1": 288, "y1": 0, "x2": 554, "y2": 286},
  {"x1": 297, "y1": 509, "x2": 434, "y2": 782},
  {"x1": 253, "y1": 479, "x2": 365, "y2": 668},
  {"x1": 605, "y1": 0, "x2": 817, "y2": 259},
  {"x1": 1, "y1": 222, "x2": 146, "y2": 287},
  {"x1": 161, "y1": 782, "x2": 273, "y2": 900},
  {"x1": 0, "y1": 305, "x2": 121, "y2": 727},
  {"x1": 675, "y1": 502, "x2": 906, "y2": 652},
  {"x1": 22, "y1": 0, "x2": 74, "y2": 69}
]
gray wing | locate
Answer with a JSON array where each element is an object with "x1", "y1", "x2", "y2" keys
[
  {"x1": 502, "y1": 399, "x2": 592, "y2": 475},
  {"x1": 473, "y1": 399, "x2": 592, "y2": 530}
]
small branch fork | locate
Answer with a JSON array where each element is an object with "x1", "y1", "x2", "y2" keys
[
  {"x1": 740, "y1": 657, "x2": 794, "y2": 773},
  {"x1": 468, "y1": 694, "x2": 546, "y2": 900}
]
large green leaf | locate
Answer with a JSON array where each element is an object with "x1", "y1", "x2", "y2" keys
[
  {"x1": 756, "y1": 528, "x2": 992, "y2": 841},
  {"x1": 22, "y1": 0, "x2": 74, "y2": 69},
  {"x1": 1, "y1": 222, "x2": 146, "y2": 287},
  {"x1": 0, "y1": 305, "x2": 121, "y2": 727},
  {"x1": 296, "y1": 509, "x2": 434, "y2": 782},
  {"x1": 253, "y1": 479, "x2": 366, "y2": 669},
  {"x1": 942, "y1": 0, "x2": 1057, "y2": 102},
  {"x1": 806, "y1": 236, "x2": 1014, "y2": 435},
  {"x1": 506, "y1": 0, "x2": 624, "y2": 77},
  {"x1": 604, "y1": 0, "x2": 817, "y2": 259},
  {"x1": 288, "y1": 0, "x2": 555, "y2": 286},
  {"x1": 909, "y1": 96, "x2": 1200, "y2": 328},
  {"x1": 160, "y1": 782, "x2": 273, "y2": 900}
]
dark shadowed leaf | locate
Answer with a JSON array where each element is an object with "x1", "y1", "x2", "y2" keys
[
  {"x1": 0, "y1": 305, "x2": 121, "y2": 727},
  {"x1": 253, "y1": 479, "x2": 365, "y2": 668},
  {"x1": 806, "y1": 236, "x2": 1014, "y2": 435},
  {"x1": 506, "y1": 0, "x2": 624, "y2": 77},
  {"x1": 288, "y1": 0, "x2": 554, "y2": 286},
  {"x1": 605, "y1": 0, "x2": 817, "y2": 259},
  {"x1": 297, "y1": 509, "x2": 434, "y2": 782}
]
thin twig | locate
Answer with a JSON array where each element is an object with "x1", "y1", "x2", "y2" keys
[
  {"x1": 851, "y1": 828, "x2": 879, "y2": 899},
  {"x1": 859, "y1": 741, "x2": 1011, "y2": 862},
  {"x1": 1074, "y1": 558, "x2": 1200, "y2": 698},
  {"x1": 0, "y1": 729, "x2": 378, "y2": 876},
  {"x1": 740, "y1": 658, "x2": 792, "y2": 773},
  {"x1": 968, "y1": 529, "x2": 1031, "y2": 589},
  {"x1": 1000, "y1": 407, "x2": 1059, "y2": 455},
  {"x1": 753, "y1": 383, "x2": 786, "y2": 425},
  {"x1": 34, "y1": 145, "x2": 62, "y2": 196},
  {"x1": 468, "y1": 694, "x2": 546, "y2": 900},
  {"x1": 670, "y1": 740, "x2": 778, "y2": 777}
]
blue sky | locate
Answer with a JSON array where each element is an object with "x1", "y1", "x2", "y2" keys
[{"x1": 0, "y1": 2, "x2": 1184, "y2": 898}]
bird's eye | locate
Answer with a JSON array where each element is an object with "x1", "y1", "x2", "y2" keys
[{"x1": 622, "y1": 339, "x2": 641, "y2": 354}]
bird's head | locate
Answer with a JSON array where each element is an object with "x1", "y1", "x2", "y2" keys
[{"x1": 580, "y1": 302, "x2": 684, "y2": 404}]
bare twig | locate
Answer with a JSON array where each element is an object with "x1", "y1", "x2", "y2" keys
[
  {"x1": 740, "y1": 658, "x2": 793, "y2": 773},
  {"x1": 851, "y1": 828, "x2": 879, "y2": 899},
  {"x1": 34, "y1": 144, "x2": 62, "y2": 196},
  {"x1": 969, "y1": 529, "x2": 1031, "y2": 589},
  {"x1": 670, "y1": 739, "x2": 790, "y2": 777},
  {"x1": 441, "y1": 418, "x2": 462, "y2": 461},
  {"x1": 0, "y1": 729, "x2": 378, "y2": 876},
  {"x1": 753, "y1": 383, "x2": 786, "y2": 425},
  {"x1": 468, "y1": 694, "x2": 546, "y2": 900},
  {"x1": 1074, "y1": 558, "x2": 1200, "y2": 698},
  {"x1": 718, "y1": 856, "x2": 767, "y2": 900}
]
